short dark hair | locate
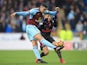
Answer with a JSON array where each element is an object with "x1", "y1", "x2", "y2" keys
[{"x1": 40, "y1": 3, "x2": 48, "y2": 8}]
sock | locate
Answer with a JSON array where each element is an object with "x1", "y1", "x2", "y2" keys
[
  {"x1": 58, "y1": 51, "x2": 62, "y2": 59},
  {"x1": 54, "y1": 46, "x2": 62, "y2": 59},
  {"x1": 40, "y1": 52, "x2": 46, "y2": 57},
  {"x1": 33, "y1": 46, "x2": 41, "y2": 59},
  {"x1": 40, "y1": 38, "x2": 56, "y2": 49},
  {"x1": 54, "y1": 46, "x2": 64, "y2": 58},
  {"x1": 56, "y1": 50, "x2": 62, "y2": 59},
  {"x1": 59, "y1": 46, "x2": 64, "y2": 50}
]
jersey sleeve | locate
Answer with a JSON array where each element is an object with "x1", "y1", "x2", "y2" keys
[
  {"x1": 15, "y1": 10, "x2": 30, "y2": 16},
  {"x1": 44, "y1": 10, "x2": 58, "y2": 16},
  {"x1": 15, "y1": 8, "x2": 39, "y2": 16},
  {"x1": 29, "y1": 8, "x2": 38, "y2": 15},
  {"x1": 29, "y1": 8, "x2": 39, "y2": 19},
  {"x1": 52, "y1": 16, "x2": 58, "y2": 27}
]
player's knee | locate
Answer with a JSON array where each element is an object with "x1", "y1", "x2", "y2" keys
[
  {"x1": 43, "y1": 47, "x2": 49, "y2": 55},
  {"x1": 44, "y1": 50, "x2": 49, "y2": 55},
  {"x1": 31, "y1": 40, "x2": 37, "y2": 46},
  {"x1": 34, "y1": 33, "x2": 43, "y2": 40}
]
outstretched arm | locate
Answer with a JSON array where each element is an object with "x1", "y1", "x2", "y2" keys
[
  {"x1": 15, "y1": 11, "x2": 30, "y2": 16},
  {"x1": 44, "y1": 7, "x2": 60, "y2": 16},
  {"x1": 45, "y1": 10, "x2": 58, "y2": 16},
  {"x1": 11, "y1": 8, "x2": 38, "y2": 17},
  {"x1": 11, "y1": 10, "x2": 30, "y2": 16}
]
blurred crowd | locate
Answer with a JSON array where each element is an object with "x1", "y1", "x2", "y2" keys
[{"x1": 0, "y1": 0, "x2": 87, "y2": 40}]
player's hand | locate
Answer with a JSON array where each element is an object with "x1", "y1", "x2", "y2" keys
[
  {"x1": 55, "y1": 7, "x2": 60, "y2": 12},
  {"x1": 11, "y1": 12, "x2": 16, "y2": 17}
]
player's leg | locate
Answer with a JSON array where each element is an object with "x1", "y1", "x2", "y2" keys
[
  {"x1": 26, "y1": 25, "x2": 47, "y2": 63},
  {"x1": 26, "y1": 25, "x2": 61, "y2": 63},
  {"x1": 33, "y1": 25, "x2": 61, "y2": 49},
  {"x1": 32, "y1": 40, "x2": 41, "y2": 60},
  {"x1": 28, "y1": 38, "x2": 47, "y2": 63},
  {"x1": 39, "y1": 34, "x2": 49, "y2": 57},
  {"x1": 26, "y1": 25, "x2": 57, "y2": 49},
  {"x1": 53, "y1": 42, "x2": 65, "y2": 63},
  {"x1": 55, "y1": 46, "x2": 65, "y2": 63},
  {"x1": 34, "y1": 33, "x2": 57, "y2": 49},
  {"x1": 40, "y1": 41, "x2": 64, "y2": 60},
  {"x1": 40, "y1": 43, "x2": 49, "y2": 57},
  {"x1": 45, "y1": 36, "x2": 65, "y2": 63},
  {"x1": 34, "y1": 33, "x2": 65, "y2": 58}
]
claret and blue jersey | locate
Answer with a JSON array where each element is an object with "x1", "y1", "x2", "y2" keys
[
  {"x1": 15, "y1": 8, "x2": 58, "y2": 41},
  {"x1": 15, "y1": 8, "x2": 58, "y2": 26}
]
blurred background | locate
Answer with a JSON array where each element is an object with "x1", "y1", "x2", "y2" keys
[{"x1": 0, "y1": 0, "x2": 87, "y2": 50}]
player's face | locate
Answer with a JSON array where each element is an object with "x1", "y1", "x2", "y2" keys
[
  {"x1": 44, "y1": 14, "x2": 49, "y2": 19},
  {"x1": 48, "y1": 15, "x2": 51, "y2": 21},
  {"x1": 44, "y1": 14, "x2": 51, "y2": 21},
  {"x1": 40, "y1": 6, "x2": 47, "y2": 13}
]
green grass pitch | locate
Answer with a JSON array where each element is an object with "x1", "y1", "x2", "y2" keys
[{"x1": 0, "y1": 50, "x2": 87, "y2": 65}]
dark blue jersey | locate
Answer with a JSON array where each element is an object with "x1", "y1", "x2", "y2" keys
[{"x1": 38, "y1": 16, "x2": 57, "y2": 35}]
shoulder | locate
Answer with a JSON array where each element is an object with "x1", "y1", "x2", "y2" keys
[{"x1": 30, "y1": 8, "x2": 40, "y2": 13}]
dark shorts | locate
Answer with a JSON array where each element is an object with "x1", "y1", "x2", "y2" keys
[
  {"x1": 41, "y1": 32, "x2": 55, "y2": 43},
  {"x1": 40, "y1": 32, "x2": 55, "y2": 50}
]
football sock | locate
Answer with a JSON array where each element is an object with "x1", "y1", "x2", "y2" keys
[
  {"x1": 57, "y1": 50, "x2": 62, "y2": 59},
  {"x1": 55, "y1": 46, "x2": 64, "y2": 59},
  {"x1": 33, "y1": 46, "x2": 41, "y2": 59},
  {"x1": 40, "y1": 38, "x2": 56, "y2": 49},
  {"x1": 40, "y1": 52, "x2": 46, "y2": 57},
  {"x1": 54, "y1": 46, "x2": 62, "y2": 59}
]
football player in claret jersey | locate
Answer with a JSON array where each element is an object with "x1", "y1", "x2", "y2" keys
[
  {"x1": 38, "y1": 14, "x2": 65, "y2": 63},
  {"x1": 11, "y1": 3, "x2": 63, "y2": 63}
]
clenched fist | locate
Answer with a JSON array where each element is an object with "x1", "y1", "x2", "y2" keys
[
  {"x1": 55, "y1": 7, "x2": 60, "y2": 12},
  {"x1": 11, "y1": 12, "x2": 16, "y2": 17}
]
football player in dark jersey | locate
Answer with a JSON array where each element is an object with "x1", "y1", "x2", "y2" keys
[{"x1": 38, "y1": 14, "x2": 65, "y2": 63}]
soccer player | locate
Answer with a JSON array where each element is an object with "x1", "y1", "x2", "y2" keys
[
  {"x1": 11, "y1": 3, "x2": 63, "y2": 63},
  {"x1": 38, "y1": 14, "x2": 65, "y2": 63}
]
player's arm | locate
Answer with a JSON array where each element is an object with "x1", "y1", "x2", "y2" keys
[
  {"x1": 53, "y1": 7, "x2": 61, "y2": 27},
  {"x1": 45, "y1": 10, "x2": 57, "y2": 16},
  {"x1": 11, "y1": 10, "x2": 30, "y2": 16},
  {"x1": 11, "y1": 8, "x2": 38, "y2": 17},
  {"x1": 44, "y1": 7, "x2": 60, "y2": 16},
  {"x1": 15, "y1": 11, "x2": 30, "y2": 16},
  {"x1": 53, "y1": 16, "x2": 57, "y2": 27},
  {"x1": 55, "y1": 7, "x2": 61, "y2": 22}
]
